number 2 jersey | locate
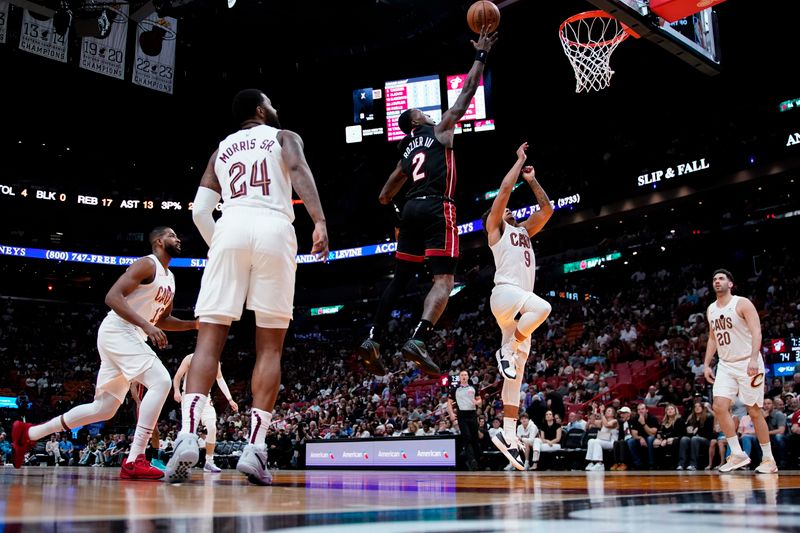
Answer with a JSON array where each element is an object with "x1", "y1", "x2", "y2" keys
[
  {"x1": 399, "y1": 124, "x2": 456, "y2": 199},
  {"x1": 106, "y1": 255, "x2": 175, "y2": 340},
  {"x1": 490, "y1": 221, "x2": 536, "y2": 292},
  {"x1": 214, "y1": 124, "x2": 294, "y2": 221},
  {"x1": 707, "y1": 295, "x2": 753, "y2": 363}
]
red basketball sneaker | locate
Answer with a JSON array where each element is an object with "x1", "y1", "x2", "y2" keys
[
  {"x1": 120, "y1": 454, "x2": 165, "y2": 480},
  {"x1": 11, "y1": 421, "x2": 34, "y2": 469}
]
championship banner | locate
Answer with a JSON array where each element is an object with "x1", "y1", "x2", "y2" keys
[
  {"x1": 79, "y1": 4, "x2": 128, "y2": 80},
  {"x1": 18, "y1": 9, "x2": 69, "y2": 63},
  {"x1": 132, "y1": 12, "x2": 177, "y2": 94},
  {"x1": 0, "y1": 1, "x2": 9, "y2": 44}
]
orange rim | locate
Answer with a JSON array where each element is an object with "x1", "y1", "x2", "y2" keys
[{"x1": 559, "y1": 10, "x2": 640, "y2": 48}]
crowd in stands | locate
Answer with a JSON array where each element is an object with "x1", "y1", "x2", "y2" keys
[{"x1": 1, "y1": 241, "x2": 799, "y2": 471}]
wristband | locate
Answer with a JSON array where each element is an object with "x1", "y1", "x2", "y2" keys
[{"x1": 475, "y1": 50, "x2": 488, "y2": 63}]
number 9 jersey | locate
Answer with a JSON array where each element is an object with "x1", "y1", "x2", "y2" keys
[
  {"x1": 490, "y1": 221, "x2": 535, "y2": 293},
  {"x1": 214, "y1": 124, "x2": 294, "y2": 222}
]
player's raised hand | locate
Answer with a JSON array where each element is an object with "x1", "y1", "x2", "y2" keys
[
  {"x1": 516, "y1": 142, "x2": 528, "y2": 161},
  {"x1": 521, "y1": 166, "x2": 535, "y2": 182},
  {"x1": 312, "y1": 221, "x2": 329, "y2": 262},
  {"x1": 704, "y1": 366, "x2": 715, "y2": 384},
  {"x1": 144, "y1": 323, "x2": 168, "y2": 349},
  {"x1": 472, "y1": 26, "x2": 499, "y2": 53}
]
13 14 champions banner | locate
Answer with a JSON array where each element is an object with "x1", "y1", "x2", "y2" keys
[
  {"x1": 19, "y1": 9, "x2": 68, "y2": 62},
  {"x1": 0, "y1": 1, "x2": 9, "y2": 44},
  {"x1": 132, "y1": 12, "x2": 177, "y2": 94},
  {"x1": 80, "y1": 4, "x2": 128, "y2": 80}
]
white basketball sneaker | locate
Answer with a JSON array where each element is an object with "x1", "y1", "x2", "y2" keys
[
  {"x1": 718, "y1": 452, "x2": 751, "y2": 473},
  {"x1": 755, "y1": 457, "x2": 778, "y2": 474},
  {"x1": 203, "y1": 458, "x2": 222, "y2": 473},
  {"x1": 165, "y1": 432, "x2": 199, "y2": 483},
  {"x1": 495, "y1": 344, "x2": 517, "y2": 380},
  {"x1": 236, "y1": 444, "x2": 272, "y2": 486}
]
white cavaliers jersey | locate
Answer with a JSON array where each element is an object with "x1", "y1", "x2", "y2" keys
[
  {"x1": 214, "y1": 125, "x2": 294, "y2": 221},
  {"x1": 108, "y1": 255, "x2": 175, "y2": 339},
  {"x1": 707, "y1": 295, "x2": 753, "y2": 363},
  {"x1": 490, "y1": 222, "x2": 536, "y2": 292}
]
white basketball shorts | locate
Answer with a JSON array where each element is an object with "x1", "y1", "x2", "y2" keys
[
  {"x1": 713, "y1": 358, "x2": 765, "y2": 407},
  {"x1": 95, "y1": 315, "x2": 158, "y2": 402},
  {"x1": 489, "y1": 284, "x2": 535, "y2": 356},
  {"x1": 195, "y1": 208, "x2": 297, "y2": 328}
]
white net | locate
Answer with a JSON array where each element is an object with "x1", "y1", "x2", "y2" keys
[{"x1": 559, "y1": 12, "x2": 631, "y2": 93}]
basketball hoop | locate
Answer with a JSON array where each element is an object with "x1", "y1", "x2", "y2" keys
[{"x1": 559, "y1": 10, "x2": 639, "y2": 93}]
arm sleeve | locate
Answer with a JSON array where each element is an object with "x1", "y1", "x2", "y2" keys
[{"x1": 192, "y1": 187, "x2": 221, "y2": 247}]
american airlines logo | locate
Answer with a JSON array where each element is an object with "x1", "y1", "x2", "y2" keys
[
  {"x1": 786, "y1": 132, "x2": 800, "y2": 147},
  {"x1": 417, "y1": 450, "x2": 449, "y2": 459}
]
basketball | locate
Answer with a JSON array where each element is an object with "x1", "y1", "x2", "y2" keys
[{"x1": 467, "y1": 1, "x2": 500, "y2": 34}]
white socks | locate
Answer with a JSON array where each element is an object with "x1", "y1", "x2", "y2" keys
[
  {"x1": 181, "y1": 393, "x2": 208, "y2": 434},
  {"x1": 249, "y1": 408, "x2": 272, "y2": 445}
]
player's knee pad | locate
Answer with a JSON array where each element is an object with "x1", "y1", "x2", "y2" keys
[
  {"x1": 501, "y1": 376, "x2": 523, "y2": 409},
  {"x1": 199, "y1": 314, "x2": 234, "y2": 327}
]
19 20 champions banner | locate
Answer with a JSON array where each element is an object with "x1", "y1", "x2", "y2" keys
[
  {"x1": 80, "y1": 4, "x2": 128, "y2": 80},
  {"x1": 132, "y1": 12, "x2": 177, "y2": 94},
  {"x1": 19, "y1": 9, "x2": 68, "y2": 62}
]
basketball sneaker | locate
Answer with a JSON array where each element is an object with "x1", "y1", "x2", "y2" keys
[
  {"x1": 355, "y1": 338, "x2": 386, "y2": 376},
  {"x1": 495, "y1": 344, "x2": 517, "y2": 380},
  {"x1": 10, "y1": 421, "x2": 34, "y2": 469},
  {"x1": 165, "y1": 432, "x2": 199, "y2": 483},
  {"x1": 204, "y1": 459, "x2": 222, "y2": 473},
  {"x1": 236, "y1": 444, "x2": 272, "y2": 486},
  {"x1": 755, "y1": 457, "x2": 778, "y2": 474},
  {"x1": 401, "y1": 339, "x2": 441, "y2": 377},
  {"x1": 490, "y1": 433, "x2": 525, "y2": 471},
  {"x1": 120, "y1": 454, "x2": 165, "y2": 480},
  {"x1": 718, "y1": 452, "x2": 751, "y2": 473},
  {"x1": 150, "y1": 458, "x2": 167, "y2": 471}
]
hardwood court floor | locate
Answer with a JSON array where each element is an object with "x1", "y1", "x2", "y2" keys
[{"x1": 1, "y1": 467, "x2": 799, "y2": 531}]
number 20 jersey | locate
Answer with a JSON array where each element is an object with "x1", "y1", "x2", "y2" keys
[
  {"x1": 214, "y1": 124, "x2": 294, "y2": 221},
  {"x1": 707, "y1": 295, "x2": 753, "y2": 363},
  {"x1": 490, "y1": 222, "x2": 535, "y2": 292}
]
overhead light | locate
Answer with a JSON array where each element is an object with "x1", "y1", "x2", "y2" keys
[{"x1": 228, "y1": 0, "x2": 236, "y2": 6}]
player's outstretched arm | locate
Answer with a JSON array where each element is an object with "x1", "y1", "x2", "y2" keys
[
  {"x1": 278, "y1": 130, "x2": 329, "y2": 261},
  {"x1": 520, "y1": 166, "x2": 554, "y2": 237},
  {"x1": 192, "y1": 150, "x2": 222, "y2": 248},
  {"x1": 436, "y1": 27, "x2": 498, "y2": 134},
  {"x1": 485, "y1": 142, "x2": 528, "y2": 246},
  {"x1": 379, "y1": 160, "x2": 409, "y2": 205},
  {"x1": 156, "y1": 302, "x2": 199, "y2": 332},
  {"x1": 105, "y1": 258, "x2": 168, "y2": 349}
]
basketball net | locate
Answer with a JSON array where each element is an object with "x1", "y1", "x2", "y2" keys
[{"x1": 559, "y1": 11, "x2": 635, "y2": 93}]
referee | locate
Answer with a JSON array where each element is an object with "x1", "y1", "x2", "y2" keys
[{"x1": 448, "y1": 370, "x2": 482, "y2": 471}]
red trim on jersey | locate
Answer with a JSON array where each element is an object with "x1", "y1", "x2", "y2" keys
[
  {"x1": 396, "y1": 252, "x2": 425, "y2": 263},
  {"x1": 425, "y1": 201, "x2": 459, "y2": 258},
  {"x1": 445, "y1": 147, "x2": 456, "y2": 198}
]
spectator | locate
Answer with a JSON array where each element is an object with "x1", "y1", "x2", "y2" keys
[
  {"x1": 58, "y1": 434, "x2": 74, "y2": 465},
  {"x1": 585, "y1": 406, "x2": 618, "y2": 471},
  {"x1": 516, "y1": 413, "x2": 538, "y2": 470},
  {"x1": 763, "y1": 398, "x2": 788, "y2": 468},
  {"x1": 767, "y1": 378, "x2": 784, "y2": 401},
  {"x1": 45, "y1": 434, "x2": 63, "y2": 466},
  {"x1": 534, "y1": 410, "x2": 562, "y2": 465},
  {"x1": 565, "y1": 411, "x2": 587, "y2": 432},
  {"x1": 611, "y1": 406, "x2": 633, "y2": 471},
  {"x1": 0, "y1": 433, "x2": 13, "y2": 465},
  {"x1": 688, "y1": 357, "x2": 705, "y2": 379},
  {"x1": 628, "y1": 403, "x2": 658, "y2": 469},
  {"x1": 652, "y1": 403, "x2": 684, "y2": 469},
  {"x1": 789, "y1": 405, "x2": 800, "y2": 468},
  {"x1": 708, "y1": 407, "x2": 737, "y2": 470},
  {"x1": 678, "y1": 402, "x2": 715, "y2": 470},
  {"x1": 737, "y1": 412, "x2": 758, "y2": 459},
  {"x1": 643, "y1": 386, "x2": 662, "y2": 408}
]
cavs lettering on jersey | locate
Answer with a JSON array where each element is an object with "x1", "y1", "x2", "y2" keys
[
  {"x1": 707, "y1": 295, "x2": 753, "y2": 363},
  {"x1": 490, "y1": 222, "x2": 536, "y2": 292},
  {"x1": 108, "y1": 255, "x2": 175, "y2": 339},
  {"x1": 214, "y1": 124, "x2": 294, "y2": 221},
  {"x1": 399, "y1": 124, "x2": 456, "y2": 199}
]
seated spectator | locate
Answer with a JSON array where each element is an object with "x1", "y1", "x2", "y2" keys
[
  {"x1": 737, "y1": 412, "x2": 758, "y2": 458},
  {"x1": 763, "y1": 398, "x2": 788, "y2": 468},
  {"x1": 45, "y1": 434, "x2": 63, "y2": 466},
  {"x1": 0, "y1": 433, "x2": 12, "y2": 465},
  {"x1": 565, "y1": 411, "x2": 587, "y2": 432},
  {"x1": 627, "y1": 403, "x2": 658, "y2": 469},
  {"x1": 533, "y1": 410, "x2": 562, "y2": 465},
  {"x1": 653, "y1": 403, "x2": 685, "y2": 469},
  {"x1": 708, "y1": 409, "x2": 736, "y2": 470},
  {"x1": 678, "y1": 402, "x2": 715, "y2": 470},
  {"x1": 58, "y1": 434, "x2": 75, "y2": 466},
  {"x1": 585, "y1": 406, "x2": 618, "y2": 471},
  {"x1": 516, "y1": 413, "x2": 538, "y2": 470},
  {"x1": 643, "y1": 386, "x2": 662, "y2": 408},
  {"x1": 611, "y1": 406, "x2": 633, "y2": 471}
]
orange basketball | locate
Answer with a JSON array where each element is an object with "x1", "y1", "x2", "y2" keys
[{"x1": 467, "y1": 1, "x2": 500, "y2": 34}]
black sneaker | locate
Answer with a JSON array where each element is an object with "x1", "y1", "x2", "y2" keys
[
  {"x1": 401, "y1": 339, "x2": 441, "y2": 377},
  {"x1": 356, "y1": 338, "x2": 386, "y2": 376}
]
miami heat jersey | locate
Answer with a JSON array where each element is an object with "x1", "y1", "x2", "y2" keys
[
  {"x1": 707, "y1": 295, "x2": 753, "y2": 363},
  {"x1": 490, "y1": 222, "x2": 536, "y2": 292},
  {"x1": 399, "y1": 124, "x2": 456, "y2": 199},
  {"x1": 214, "y1": 125, "x2": 294, "y2": 221},
  {"x1": 108, "y1": 255, "x2": 175, "y2": 339}
]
